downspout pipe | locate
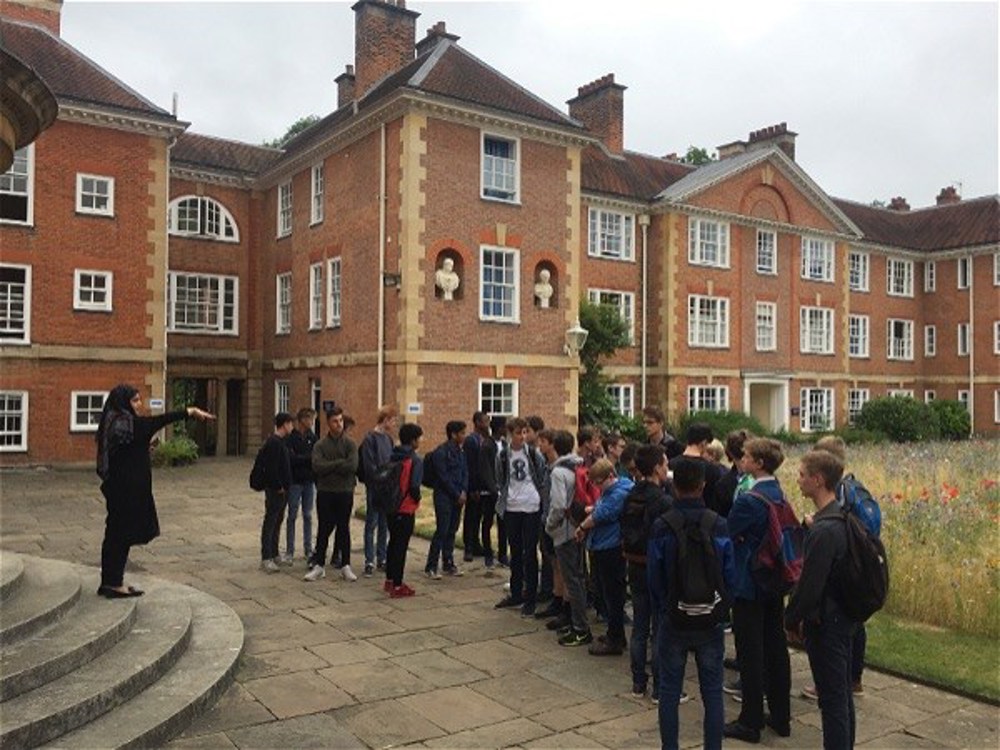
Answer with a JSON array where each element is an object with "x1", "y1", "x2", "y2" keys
[
  {"x1": 968, "y1": 254, "x2": 974, "y2": 435},
  {"x1": 377, "y1": 123, "x2": 386, "y2": 407},
  {"x1": 639, "y1": 213, "x2": 650, "y2": 409}
]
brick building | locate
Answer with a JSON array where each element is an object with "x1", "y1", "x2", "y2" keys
[{"x1": 1, "y1": 0, "x2": 998, "y2": 466}]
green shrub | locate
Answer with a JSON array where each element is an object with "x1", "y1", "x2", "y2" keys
[
  {"x1": 152, "y1": 436, "x2": 199, "y2": 467},
  {"x1": 770, "y1": 427, "x2": 812, "y2": 446},
  {"x1": 855, "y1": 396, "x2": 940, "y2": 442},
  {"x1": 677, "y1": 410, "x2": 768, "y2": 443},
  {"x1": 833, "y1": 426, "x2": 888, "y2": 445},
  {"x1": 928, "y1": 399, "x2": 971, "y2": 440}
]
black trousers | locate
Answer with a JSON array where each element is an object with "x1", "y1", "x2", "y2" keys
[
  {"x1": 462, "y1": 493, "x2": 483, "y2": 552},
  {"x1": 481, "y1": 492, "x2": 507, "y2": 560},
  {"x1": 260, "y1": 488, "x2": 287, "y2": 561},
  {"x1": 593, "y1": 546, "x2": 627, "y2": 644},
  {"x1": 806, "y1": 613, "x2": 857, "y2": 750},
  {"x1": 386, "y1": 512, "x2": 416, "y2": 586},
  {"x1": 100, "y1": 534, "x2": 130, "y2": 588},
  {"x1": 310, "y1": 490, "x2": 353, "y2": 568},
  {"x1": 733, "y1": 596, "x2": 791, "y2": 731},
  {"x1": 505, "y1": 510, "x2": 540, "y2": 603}
]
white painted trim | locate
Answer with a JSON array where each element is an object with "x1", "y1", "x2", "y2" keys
[
  {"x1": 479, "y1": 245, "x2": 520, "y2": 324},
  {"x1": 73, "y1": 269, "x2": 114, "y2": 312},
  {"x1": 70, "y1": 390, "x2": 109, "y2": 433},
  {"x1": 0, "y1": 144, "x2": 34, "y2": 227},
  {"x1": 478, "y1": 378, "x2": 518, "y2": 417},
  {"x1": 480, "y1": 131, "x2": 520, "y2": 204},
  {"x1": 0, "y1": 263, "x2": 31, "y2": 345},
  {"x1": 0, "y1": 390, "x2": 28, "y2": 452}
]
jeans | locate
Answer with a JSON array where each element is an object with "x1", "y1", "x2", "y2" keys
[
  {"x1": 427, "y1": 492, "x2": 461, "y2": 571},
  {"x1": 505, "y1": 509, "x2": 540, "y2": 604},
  {"x1": 806, "y1": 613, "x2": 857, "y2": 750},
  {"x1": 260, "y1": 488, "x2": 287, "y2": 561},
  {"x1": 555, "y1": 540, "x2": 589, "y2": 632},
  {"x1": 285, "y1": 482, "x2": 314, "y2": 558},
  {"x1": 732, "y1": 596, "x2": 791, "y2": 731},
  {"x1": 364, "y1": 485, "x2": 388, "y2": 567},
  {"x1": 658, "y1": 625, "x2": 725, "y2": 750},
  {"x1": 310, "y1": 490, "x2": 353, "y2": 568},
  {"x1": 852, "y1": 624, "x2": 866, "y2": 682},
  {"x1": 386, "y1": 512, "x2": 415, "y2": 586},
  {"x1": 592, "y1": 546, "x2": 627, "y2": 644},
  {"x1": 481, "y1": 492, "x2": 507, "y2": 561},
  {"x1": 629, "y1": 562, "x2": 658, "y2": 693}
]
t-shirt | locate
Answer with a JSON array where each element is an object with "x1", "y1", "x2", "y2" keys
[{"x1": 505, "y1": 445, "x2": 541, "y2": 513}]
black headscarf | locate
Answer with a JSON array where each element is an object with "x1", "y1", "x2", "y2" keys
[{"x1": 96, "y1": 384, "x2": 138, "y2": 480}]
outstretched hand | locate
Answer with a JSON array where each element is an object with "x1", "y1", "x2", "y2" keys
[{"x1": 186, "y1": 406, "x2": 217, "y2": 421}]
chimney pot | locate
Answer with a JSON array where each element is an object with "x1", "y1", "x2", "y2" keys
[
  {"x1": 936, "y1": 186, "x2": 961, "y2": 206},
  {"x1": 888, "y1": 196, "x2": 910, "y2": 211},
  {"x1": 744, "y1": 121, "x2": 797, "y2": 160}
]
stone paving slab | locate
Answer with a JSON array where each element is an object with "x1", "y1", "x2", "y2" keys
[{"x1": 1, "y1": 459, "x2": 996, "y2": 749}]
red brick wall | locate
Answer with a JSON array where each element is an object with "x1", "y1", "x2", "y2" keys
[{"x1": 0, "y1": 0, "x2": 61, "y2": 35}]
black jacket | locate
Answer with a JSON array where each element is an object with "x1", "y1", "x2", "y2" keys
[
  {"x1": 286, "y1": 428, "x2": 317, "y2": 484},
  {"x1": 712, "y1": 465, "x2": 739, "y2": 518},
  {"x1": 785, "y1": 502, "x2": 850, "y2": 628},
  {"x1": 261, "y1": 433, "x2": 292, "y2": 492}
]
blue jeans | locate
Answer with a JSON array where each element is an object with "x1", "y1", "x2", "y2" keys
[
  {"x1": 427, "y1": 492, "x2": 460, "y2": 571},
  {"x1": 364, "y1": 485, "x2": 388, "y2": 566},
  {"x1": 285, "y1": 482, "x2": 314, "y2": 558},
  {"x1": 629, "y1": 562, "x2": 658, "y2": 693},
  {"x1": 658, "y1": 624, "x2": 725, "y2": 750},
  {"x1": 806, "y1": 612, "x2": 857, "y2": 750}
]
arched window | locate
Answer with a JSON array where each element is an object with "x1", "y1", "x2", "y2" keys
[{"x1": 168, "y1": 196, "x2": 239, "y2": 242}]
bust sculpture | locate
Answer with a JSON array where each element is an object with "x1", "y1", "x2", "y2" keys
[
  {"x1": 435, "y1": 257, "x2": 460, "y2": 301},
  {"x1": 534, "y1": 268, "x2": 554, "y2": 308}
]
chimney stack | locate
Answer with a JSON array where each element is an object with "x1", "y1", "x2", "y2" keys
[
  {"x1": 415, "y1": 20, "x2": 459, "y2": 56},
  {"x1": 567, "y1": 74, "x2": 626, "y2": 154},
  {"x1": 335, "y1": 65, "x2": 356, "y2": 109},
  {"x1": 716, "y1": 140, "x2": 747, "y2": 160},
  {"x1": 0, "y1": 0, "x2": 63, "y2": 35},
  {"x1": 746, "y1": 122, "x2": 797, "y2": 160},
  {"x1": 888, "y1": 196, "x2": 910, "y2": 211},
  {"x1": 936, "y1": 186, "x2": 961, "y2": 206},
  {"x1": 352, "y1": 0, "x2": 419, "y2": 99}
]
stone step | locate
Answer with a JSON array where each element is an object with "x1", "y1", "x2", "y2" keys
[
  {"x1": 0, "y1": 557, "x2": 81, "y2": 646},
  {"x1": 0, "y1": 595, "x2": 192, "y2": 748},
  {"x1": 1, "y1": 584, "x2": 139, "y2": 701},
  {"x1": 45, "y1": 584, "x2": 244, "y2": 750},
  {"x1": 0, "y1": 550, "x2": 25, "y2": 602}
]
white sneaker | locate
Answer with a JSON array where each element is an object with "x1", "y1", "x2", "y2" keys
[
  {"x1": 280, "y1": 554, "x2": 294, "y2": 566},
  {"x1": 341, "y1": 564, "x2": 358, "y2": 582},
  {"x1": 303, "y1": 565, "x2": 326, "y2": 581},
  {"x1": 261, "y1": 559, "x2": 281, "y2": 573},
  {"x1": 503, "y1": 581, "x2": 511, "y2": 593}
]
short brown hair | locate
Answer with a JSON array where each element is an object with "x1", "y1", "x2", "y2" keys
[
  {"x1": 588, "y1": 458, "x2": 616, "y2": 484},
  {"x1": 296, "y1": 407, "x2": 316, "y2": 422},
  {"x1": 725, "y1": 429, "x2": 752, "y2": 462},
  {"x1": 800, "y1": 450, "x2": 844, "y2": 491},
  {"x1": 506, "y1": 416, "x2": 528, "y2": 433},
  {"x1": 743, "y1": 437, "x2": 785, "y2": 474},
  {"x1": 642, "y1": 405, "x2": 665, "y2": 424},
  {"x1": 376, "y1": 404, "x2": 398, "y2": 425},
  {"x1": 536, "y1": 429, "x2": 555, "y2": 444},
  {"x1": 813, "y1": 435, "x2": 847, "y2": 463}
]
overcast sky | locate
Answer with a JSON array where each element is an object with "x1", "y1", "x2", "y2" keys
[{"x1": 60, "y1": 0, "x2": 998, "y2": 207}]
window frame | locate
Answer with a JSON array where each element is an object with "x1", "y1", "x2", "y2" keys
[
  {"x1": 75, "y1": 173, "x2": 115, "y2": 217},
  {"x1": 309, "y1": 262, "x2": 324, "y2": 331},
  {"x1": 0, "y1": 144, "x2": 34, "y2": 226},
  {"x1": 587, "y1": 207, "x2": 635, "y2": 261},
  {"x1": 277, "y1": 180, "x2": 293, "y2": 237},
  {"x1": 800, "y1": 236, "x2": 835, "y2": 283},
  {"x1": 310, "y1": 164, "x2": 324, "y2": 226},
  {"x1": 994, "y1": 253, "x2": 1000, "y2": 287},
  {"x1": 957, "y1": 256, "x2": 971, "y2": 290},
  {"x1": 479, "y1": 378, "x2": 518, "y2": 417},
  {"x1": 687, "y1": 385, "x2": 729, "y2": 413},
  {"x1": 799, "y1": 305, "x2": 835, "y2": 355},
  {"x1": 995, "y1": 390, "x2": 1000, "y2": 424},
  {"x1": 481, "y1": 133, "x2": 520, "y2": 203},
  {"x1": 275, "y1": 380, "x2": 291, "y2": 415},
  {"x1": 755, "y1": 301, "x2": 777, "y2": 352},
  {"x1": 0, "y1": 390, "x2": 28, "y2": 452},
  {"x1": 755, "y1": 229, "x2": 777, "y2": 275},
  {"x1": 848, "y1": 250, "x2": 869, "y2": 292},
  {"x1": 924, "y1": 324, "x2": 937, "y2": 357},
  {"x1": 848, "y1": 314, "x2": 870, "y2": 358},
  {"x1": 73, "y1": 269, "x2": 113, "y2": 313},
  {"x1": 588, "y1": 288, "x2": 635, "y2": 344},
  {"x1": 168, "y1": 195, "x2": 239, "y2": 243},
  {"x1": 847, "y1": 388, "x2": 870, "y2": 425},
  {"x1": 800, "y1": 387, "x2": 834, "y2": 433},
  {"x1": 687, "y1": 294, "x2": 730, "y2": 349},
  {"x1": 276, "y1": 272, "x2": 292, "y2": 335},
  {"x1": 886, "y1": 257, "x2": 914, "y2": 297},
  {"x1": 688, "y1": 218, "x2": 731, "y2": 269},
  {"x1": 166, "y1": 271, "x2": 239, "y2": 336},
  {"x1": 0, "y1": 263, "x2": 32, "y2": 345},
  {"x1": 924, "y1": 260, "x2": 936, "y2": 292},
  {"x1": 957, "y1": 322, "x2": 970, "y2": 357},
  {"x1": 479, "y1": 245, "x2": 520, "y2": 324},
  {"x1": 70, "y1": 390, "x2": 108, "y2": 433},
  {"x1": 958, "y1": 389, "x2": 970, "y2": 413},
  {"x1": 924, "y1": 390, "x2": 936, "y2": 404},
  {"x1": 886, "y1": 318, "x2": 914, "y2": 361},
  {"x1": 994, "y1": 321, "x2": 1000, "y2": 355},
  {"x1": 607, "y1": 384, "x2": 635, "y2": 418},
  {"x1": 327, "y1": 257, "x2": 342, "y2": 328}
]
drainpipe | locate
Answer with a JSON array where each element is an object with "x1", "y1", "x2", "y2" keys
[
  {"x1": 968, "y1": 254, "x2": 974, "y2": 435},
  {"x1": 377, "y1": 123, "x2": 387, "y2": 407},
  {"x1": 639, "y1": 213, "x2": 650, "y2": 409}
]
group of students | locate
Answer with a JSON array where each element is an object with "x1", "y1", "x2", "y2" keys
[{"x1": 253, "y1": 402, "x2": 873, "y2": 749}]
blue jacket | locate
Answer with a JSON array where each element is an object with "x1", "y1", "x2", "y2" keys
[
  {"x1": 586, "y1": 477, "x2": 634, "y2": 551},
  {"x1": 727, "y1": 477, "x2": 785, "y2": 601},
  {"x1": 431, "y1": 440, "x2": 468, "y2": 503},
  {"x1": 646, "y1": 497, "x2": 736, "y2": 616}
]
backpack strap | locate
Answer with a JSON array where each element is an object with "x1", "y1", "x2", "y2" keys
[{"x1": 664, "y1": 508, "x2": 687, "y2": 559}]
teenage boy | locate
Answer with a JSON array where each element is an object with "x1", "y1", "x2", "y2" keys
[
  {"x1": 669, "y1": 423, "x2": 725, "y2": 514},
  {"x1": 786, "y1": 449, "x2": 856, "y2": 750},
  {"x1": 283, "y1": 407, "x2": 317, "y2": 564},
  {"x1": 462, "y1": 411, "x2": 491, "y2": 563},
  {"x1": 260, "y1": 412, "x2": 294, "y2": 572},
  {"x1": 305, "y1": 407, "x2": 359, "y2": 582},
  {"x1": 713, "y1": 429, "x2": 752, "y2": 519},
  {"x1": 724, "y1": 438, "x2": 793, "y2": 743},
  {"x1": 648, "y1": 457, "x2": 735, "y2": 750},
  {"x1": 494, "y1": 417, "x2": 548, "y2": 616},
  {"x1": 576, "y1": 458, "x2": 633, "y2": 655},
  {"x1": 426, "y1": 420, "x2": 468, "y2": 579},
  {"x1": 526, "y1": 416, "x2": 555, "y2": 606},
  {"x1": 641, "y1": 406, "x2": 683, "y2": 460},
  {"x1": 384, "y1": 422, "x2": 425, "y2": 598},
  {"x1": 544, "y1": 430, "x2": 592, "y2": 646},
  {"x1": 360, "y1": 405, "x2": 398, "y2": 576},
  {"x1": 535, "y1": 429, "x2": 566, "y2": 621},
  {"x1": 621, "y1": 444, "x2": 673, "y2": 698}
]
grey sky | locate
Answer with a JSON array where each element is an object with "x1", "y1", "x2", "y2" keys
[{"x1": 61, "y1": 0, "x2": 999, "y2": 207}]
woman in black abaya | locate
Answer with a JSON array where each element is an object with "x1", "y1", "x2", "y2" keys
[{"x1": 95, "y1": 384, "x2": 214, "y2": 598}]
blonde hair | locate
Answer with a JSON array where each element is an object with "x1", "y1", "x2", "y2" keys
[
  {"x1": 588, "y1": 458, "x2": 616, "y2": 485},
  {"x1": 801, "y1": 450, "x2": 845, "y2": 491},
  {"x1": 813, "y1": 435, "x2": 847, "y2": 463},
  {"x1": 705, "y1": 439, "x2": 725, "y2": 463}
]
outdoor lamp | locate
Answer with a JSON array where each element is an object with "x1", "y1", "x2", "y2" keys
[{"x1": 564, "y1": 319, "x2": 589, "y2": 356}]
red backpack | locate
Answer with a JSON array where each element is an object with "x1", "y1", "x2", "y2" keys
[
  {"x1": 748, "y1": 490, "x2": 804, "y2": 596},
  {"x1": 566, "y1": 464, "x2": 601, "y2": 525}
]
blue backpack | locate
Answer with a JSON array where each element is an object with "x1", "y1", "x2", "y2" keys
[{"x1": 837, "y1": 474, "x2": 881, "y2": 538}]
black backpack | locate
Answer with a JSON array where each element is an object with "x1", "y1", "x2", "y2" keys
[
  {"x1": 663, "y1": 508, "x2": 730, "y2": 631},
  {"x1": 421, "y1": 444, "x2": 440, "y2": 489},
  {"x1": 621, "y1": 492, "x2": 650, "y2": 563},
  {"x1": 370, "y1": 458, "x2": 409, "y2": 517},
  {"x1": 832, "y1": 511, "x2": 889, "y2": 622},
  {"x1": 248, "y1": 443, "x2": 268, "y2": 491},
  {"x1": 356, "y1": 441, "x2": 367, "y2": 483}
]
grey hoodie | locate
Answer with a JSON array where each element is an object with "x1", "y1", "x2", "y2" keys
[{"x1": 545, "y1": 454, "x2": 582, "y2": 546}]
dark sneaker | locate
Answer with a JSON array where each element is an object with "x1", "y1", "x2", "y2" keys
[
  {"x1": 723, "y1": 721, "x2": 760, "y2": 744},
  {"x1": 494, "y1": 595, "x2": 523, "y2": 609},
  {"x1": 497, "y1": 556, "x2": 509, "y2": 568},
  {"x1": 534, "y1": 600, "x2": 563, "y2": 619},
  {"x1": 463, "y1": 551, "x2": 474, "y2": 562},
  {"x1": 558, "y1": 628, "x2": 593, "y2": 647},
  {"x1": 631, "y1": 683, "x2": 647, "y2": 698},
  {"x1": 363, "y1": 563, "x2": 374, "y2": 577},
  {"x1": 546, "y1": 614, "x2": 571, "y2": 631},
  {"x1": 678, "y1": 691, "x2": 691, "y2": 704},
  {"x1": 723, "y1": 678, "x2": 742, "y2": 695},
  {"x1": 852, "y1": 680, "x2": 865, "y2": 696},
  {"x1": 376, "y1": 561, "x2": 385, "y2": 572},
  {"x1": 484, "y1": 555, "x2": 495, "y2": 569},
  {"x1": 520, "y1": 602, "x2": 536, "y2": 617},
  {"x1": 765, "y1": 714, "x2": 791, "y2": 738},
  {"x1": 724, "y1": 657, "x2": 740, "y2": 671},
  {"x1": 588, "y1": 639, "x2": 624, "y2": 656},
  {"x1": 536, "y1": 591, "x2": 554, "y2": 604}
]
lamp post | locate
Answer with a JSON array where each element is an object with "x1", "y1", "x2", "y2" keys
[{"x1": 564, "y1": 319, "x2": 589, "y2": 357}]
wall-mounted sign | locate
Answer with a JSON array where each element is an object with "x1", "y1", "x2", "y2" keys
[
  {"x1": 149, "y1": 398, "x2": 164, "y2": 410},
  {"x1": 406, "y1": 403, "x2": 422, "y2": 415},
  {"x1": 790, "y1": 406, "x2": 801, "y2": 416}
]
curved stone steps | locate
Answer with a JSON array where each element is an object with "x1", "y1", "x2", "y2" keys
[
  {"x1": 0, "y1": 558, "x2": 81, "y2": 645},
  {"x1": 0, "y1": 550, "x2": 24, "y2": 602}
]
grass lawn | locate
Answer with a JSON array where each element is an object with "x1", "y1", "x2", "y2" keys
[{"x1": 864, "y1": 611, "x2": 1000, "y2": 703}]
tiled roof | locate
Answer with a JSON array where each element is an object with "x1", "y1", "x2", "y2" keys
[
  {"x1": 581, "y1": 145, "x2": 694, "y2": 201},
  {"x1": 832, "y1": 196, "x2": 1000, "y2": 252},
  {"x1": 0, "y1": 18, "x2": 173, "y2": 120},
  {"x1": 172, "y1": 132, "x2": 281, "y2": 176}
]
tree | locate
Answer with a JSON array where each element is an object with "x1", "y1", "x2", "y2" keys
[
  {"x1": 680, "y1": 145, "x2": 716, "y2": 165},
  {"x1": 264, "y1": 114, "x2": 321, "y2": 148},
  {"x1": 577, "y1": 298, "x2": 631, "y2": 428}
]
